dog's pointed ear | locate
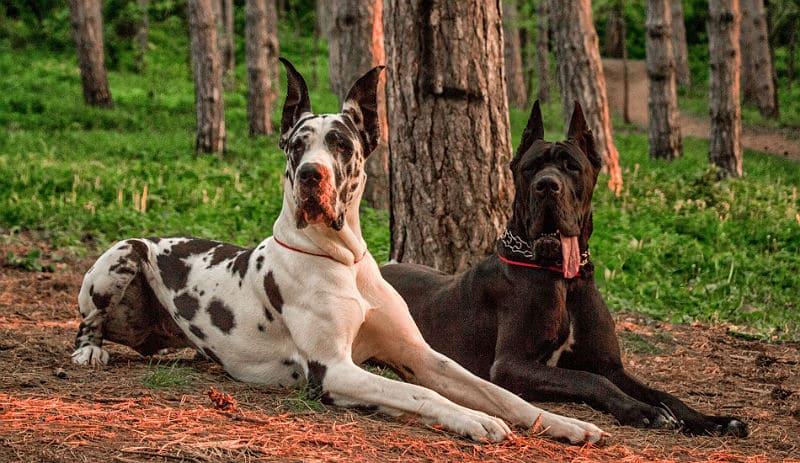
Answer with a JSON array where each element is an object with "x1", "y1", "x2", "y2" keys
[
  {"x1": 279, "y1": 58, "x2": 312, "y2": 146},
  {"x1": 511, "y1": 100, "x2": 544, "y2": 169},
  {"x1": 566, "y1": 101, "x2": 588, "y2": 139},
  {"x1": 342, "y1": 65, "x2": 385, "y2": 156},
  {"x1": 566, "y1": 101, "x2": 602, "y2": 169}
]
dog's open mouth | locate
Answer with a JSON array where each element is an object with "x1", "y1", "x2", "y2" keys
[{"x1": 532, "y1": 231, "x2": 581, "y2": 279}]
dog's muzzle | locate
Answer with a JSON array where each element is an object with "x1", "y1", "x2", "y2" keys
[{"x1": 294, "y1": 163, "x2": 337, "y2": 228}]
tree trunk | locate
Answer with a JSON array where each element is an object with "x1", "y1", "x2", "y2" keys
[
  {"x1": 739, "y1": 0, "x2": 779, "y2": 118},
  {"x1": 708, "y1": 0, "x2": 743, "y2": 177},
  {"x1": 188, "y1": 0, "x2": 226, "y2": 154},
  {"x1": 536, "y1": 0, "x2": 550, "y2": 103},
  {"x1": 549, "y1": 0, "x2": 622, "y2": 194},
  {"x1": 789, "y1": 26, "x2": 796, "y2": 90},
  {"x1": 221, "y1": 0, "x2": 236, "y2": 86},
  {"x1": 135, "y1": 0, "x2": 149, "y2": 73},
  {"x1": 327, "y1": 0, "x2": 389, "y2": 209},
  {"x1": 68, "y1": 0, "x2": 113, "y2": 107},
  {"x1": 622, "y1": 4, "x2": 631, "y2": 124},
  {"x1": 503, "y1": 0, "x2": 528, "y2": 108},
  {"x1": 245, "y1": 0, "x2": 279, "y2": 136},
  {"x1": 384, "y1": 0, "x2": 514, "y2": 273},
  {"x1": 604, "y1": 5, "x2": 625, "y2": 58},
  {"x1": 646, "y1": 0, "x2": 682, "y2": 159},
  {"x1": 670, "y1": 0, "x2": 691, "y2": 87}
]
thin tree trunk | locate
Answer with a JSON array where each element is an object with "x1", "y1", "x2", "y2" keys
[
  {"x1": 647, "y1": 0, "x2": 682, "y2": 159},
  {"x1": 622, "y1": 4, "x2": 631, "y2": 124},
  {"x1": 135, "y1": 0, "x2": 149, "y2": 73},
  {"x1": 789, "y1": 26, "x2": 796, "y2": 90},
  {"x1": 68, "y1": 0, "x2": 113, "y2": 107},
  {"x1": 245, "y1": 0, "x2": 279, "y2": 136},
  {"x1": 670, "y1": 0, "x2": 691, "y2": 87},
  {"x1": 549, "y1": 0, "x2": 622, "y2": 194},
  {"x1": 740, "y1": 0, "x2": 779, "y2": 117},
  {"x1": 221, "y1": 0, "x2": 235, "y2": 87},
  {"x1": 384, "y1": 0, "x2": 514, "y2": 273},
  {"x1": 708, "y1": 0, "x2": 743, "y2": 177},
  {"x1": 327, "y1": 0, "x2": 388, "y2": 209},
  {"x1": 188, "y1": 0, "x2": 226, "y2": 154},
  {"x1": 604, "y1": 5, "x2": 625, "y2": 58},
  {"x1": 503, "y1": 0, "x2": 528, "y2": 108},
  {"x1": 536, "y1": 0, "x2": 550, "y2": 103}
]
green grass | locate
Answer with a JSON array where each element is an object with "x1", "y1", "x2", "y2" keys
[
  {"x1": 141, "y1": 360, "x2": 196, "y2": 389},
  {"x1": 1, "y1": 19, "x2": 798, "y2": 340}
]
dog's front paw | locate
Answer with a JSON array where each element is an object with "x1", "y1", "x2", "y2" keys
[
  {"x1": 539, "y1": 412, "x2": 607, "y2": 444},
  {"x1": 614, "y1": 403, "x2": 677, "y2": 429},
  {"x1": 683, "y1": 416, "x2": 749, "y2": 437},
  {"x1": 71, "y1": 346, "x2": 109, "y2": 366},
  {"x1": 439, "y1": 409, "x2": 512, "y2": 442}
]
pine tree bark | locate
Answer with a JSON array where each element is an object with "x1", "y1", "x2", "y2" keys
[
  {"x1": 245, "y1": 0, "x2": 279, "y2": 136},
  {"x1": 221, "y1": 0, "x2": 235, "y2": 86},
  {"x1": 647, "y1": 0, "x2": 682, "y2": 159},
  {"x1": 536, "y1": 0, "x2": 550, "y2": 103},
  {"x1": 739, "y1": 0, "x2": 779, "y2": 118},
  {"x1": 670, "y1": 0, "x2": 691, "y2": 87},
  {"x1": 68, "y1": 0, "x2": 113, "y2": 107},
  {"x1": 135, "y1": 0, "x2": 149, "y2": 73},
  {"x1": 503, "y1": 0, "x2": 528, "y2": 108},
  {"x1": 189, "y1": 0, "x2": 226, "y2": 154},
  {"x1": 327, "y1": 0, "x2": 389, "y2": 209},
  {"x1": 708, "y1": 0, "x2": 743, "y2": 177},
  {"x1": 549, "y1": 0, "x2": 622, "y2": 194},
  {"x1": 384, "y1": 0, "x2": 514, "y2": 273}
]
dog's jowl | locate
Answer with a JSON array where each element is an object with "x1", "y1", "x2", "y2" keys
[
  {"x1": 382, "y1": 101, "x2": 748, "y2": 437},
  {"x1": 71, "y1": 61, "x2": 605, "y2": 443}
]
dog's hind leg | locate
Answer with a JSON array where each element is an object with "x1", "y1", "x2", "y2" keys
[{"x1": 72, "y1": 239, "x2": 150, "y2": 366}]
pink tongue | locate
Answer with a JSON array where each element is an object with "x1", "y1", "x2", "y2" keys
[{"x1": 560, "y1": 233, "x2": 580, "y2": 279}]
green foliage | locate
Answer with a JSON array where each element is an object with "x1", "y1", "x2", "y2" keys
[
  {"x1": 3, "y1": 248, "x2": 55, "y2": 272},
  {"x1": 0, "y1": 16, "x2": 799, "y2": 341},
  {"x1": 141, "y1": 360, "x2": 196, "y2": 389}
]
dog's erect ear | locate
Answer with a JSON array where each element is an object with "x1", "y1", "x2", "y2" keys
[
  {"x1": 566, "y1": 101, "x2": 602, "y2": 169},
  {"x1": 511, "y1": 100, "x2": 544, "y2": 169},
  {"x1": 342, "y1": 65, "x2": 385, "y2": 156},
  {"x1": 279, "y1": 58, "x2": 312, "y2": 146}
]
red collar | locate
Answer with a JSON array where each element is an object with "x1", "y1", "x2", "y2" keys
[
  {"x1": 497, "y1": 254, "x2": 587, "y2": 279},
  {"x1": 273, "y1": 237, "x2": 366, "y2": 264}
]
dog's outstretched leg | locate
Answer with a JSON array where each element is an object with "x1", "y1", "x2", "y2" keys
[{"x1": 72, "y1": 239, "x2": 147, "y2": 366}]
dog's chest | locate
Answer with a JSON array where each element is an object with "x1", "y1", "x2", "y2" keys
[{"x1": 545, "y1": 321, "x2": 575, "y2": 366}]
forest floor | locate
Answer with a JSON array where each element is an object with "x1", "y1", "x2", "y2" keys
[
  {"x1": 1, "y1": 235, "x2": 799, "y2": 462},
  {"x1": 603, "y1": 59, "x2": 800, "y2": 161}
]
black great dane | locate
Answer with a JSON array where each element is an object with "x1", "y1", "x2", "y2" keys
[{"x1": 382, "y1": 101, "x2": 748, "y2": 437}]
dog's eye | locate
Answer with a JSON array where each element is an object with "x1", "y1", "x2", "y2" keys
[{"x1": 565, "y1": 159, "x2": 581, "y2": 172}]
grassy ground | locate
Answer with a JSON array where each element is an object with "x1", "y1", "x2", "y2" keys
[{"x1": 1, "y1": 20, "x2": 798, "y2": 340}]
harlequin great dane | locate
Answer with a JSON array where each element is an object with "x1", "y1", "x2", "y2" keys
[
  {"x1": 70, "y1": 61, "x2": 605, "y2": 443},
  {"x1": 382, "y1": 101, "x2": 749, "y2": 437}
]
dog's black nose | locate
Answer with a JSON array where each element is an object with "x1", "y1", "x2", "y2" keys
[
  {"x1": 534, "y1": 176, "x2": 561, "y2": 196},
  {"x1": 298, "y1": 164, "x2": 323, "y2": 185}
]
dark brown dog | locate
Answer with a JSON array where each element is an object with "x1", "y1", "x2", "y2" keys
[{"x1": 381, "y1": 101, "x2": 748, "y2": 437}]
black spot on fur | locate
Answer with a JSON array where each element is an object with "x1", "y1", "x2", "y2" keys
[
  {"x1": 92, "y1": 292, "x2": 112, "y2": 311},
  {"x1": 320, "y1": 392, "x2": 335, "y2": 405},
  {"x1": 207, "y1": 298, "x2": 235, "y2": 334},
  {"x1": 89, "y1": 285, "x2": 94, "y2": 296},
  {"x1": 232, "y1": 249, "x2": 253, "y2": 280},
  {"x1": 257, "y1": 323, "x2": 265, "y2": 332},
  {"x1": 207, "y1": 243, "x2": 243, "y2": 267},
  {"x1": 255, "y1": 255, "x2": 265, "y2": 271},
  {"x1": 146, "y1": 237, "x2": 161, "y2": 244},
  {"x1": 157, "y1": 239, "x2": 219, "y2": 291},
  {"x1": 307, "y1": 360, "x2": 327, "y2": 399},
  {"x1": 174, "y1": 292, "x2": 200, "y2": 320},
  {"x1": 263, "y1": 305, "x2": 274, "y2": 322},
  {"x1": 291, "y1": 372, "x2": 300, "y2": 380},
  {"x1": 263, "y1": 271, "x2": 284, "y2": 313},
  {"x1": 282, "y1": 359, "x2": 295, "y2": 366},
  {"x1": 189, "y1": 324, "x2": 206, "y2": 340},
  {"x1": 127, "y1": 239, "x2": 149, "y2": 260}
]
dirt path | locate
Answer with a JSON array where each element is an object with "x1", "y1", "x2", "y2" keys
[
  {"x1": 1, "y1": 237, "x2": 799, "y2": 462},
  {"x1": 603, "y1": 59, "x2": 800, "y2": 161}
]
